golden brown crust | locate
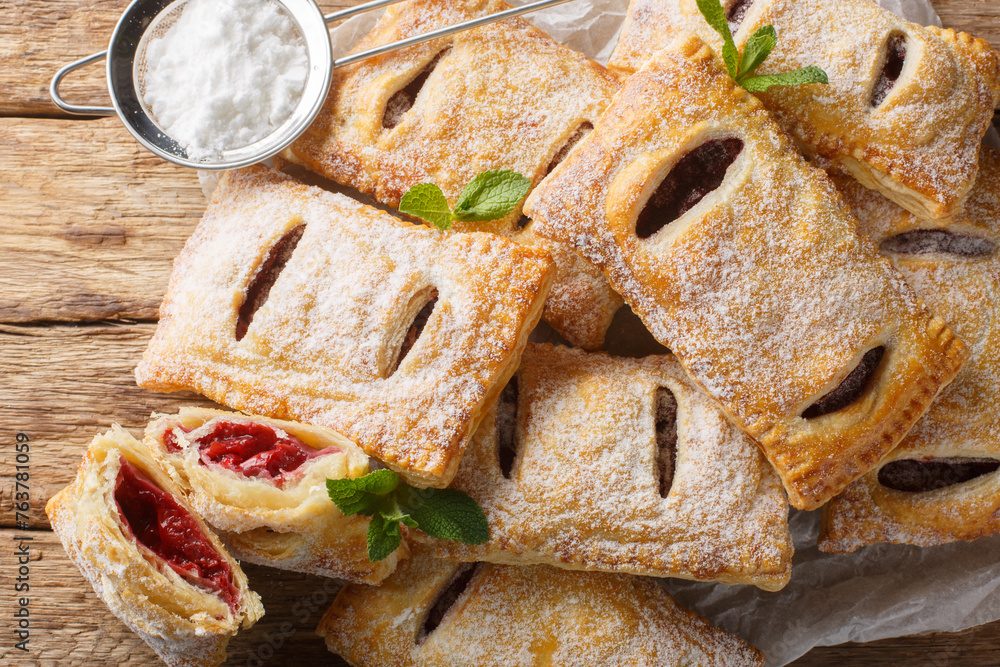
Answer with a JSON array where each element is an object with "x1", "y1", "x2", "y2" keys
[
  {"x1": 283, "y1": 0, "x2": 623, "y2": 349},
  {"x1": 525, "y1": 34, "x2": 968, "y2": 510},
  {"x1": 417, "y1": 344, "x2": 792, "y2": 591},
  {"x1": 609, "y1": 0, "x2": 1000, "y2": 220},
  {"x1": 44, "y1": 427, "x2": 263, "y2": 667},
  {"x1": 820, "y1": 148, "x2": 1000, "y2": 551},
  {"x1": 318, "y1": 548, "x2": 766, "y2": 666},
  {"x1": 135, "y1": 165, "x2": 553, "y2": 488},
  {"x1": 144, "y1": 407, "x2": 406, "y2": 583}
]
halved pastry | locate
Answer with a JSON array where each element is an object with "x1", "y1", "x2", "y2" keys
[
  {"x1": 416, "y1": 344, "x2": 792, "y2": 590},
  {"x1": 145, "y1": 407, "x2": 406, "y2": 582},
  {"x1": 45, "y1": 426, "x2": 263, "y2": 667},
  {"x1": 609, "y1": 0, "x2": 1000, "y2": 220},
  {"x1": 318, "y1": 547, "x2": 766, "y2": 666},
  {"x1": 135, "y1": 165, "x2": 553, "y2": 489},
  {"x1": 524, "y1": 34, "x2": 968, "y2": 510},
  {"x1": 820, "y1": 148, "x2": 1000, "y2": 552},
  {"x1": 281, "y1": 0, "x2": 624, "y2": 349}
]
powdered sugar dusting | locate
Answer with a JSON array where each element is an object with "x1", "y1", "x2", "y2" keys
[
  {"x1": 135, "y1": 165, "x2": 552, "y2": 488},
  {"x1": 419, "y1": 344, "x2": 792, "y2": 590}
]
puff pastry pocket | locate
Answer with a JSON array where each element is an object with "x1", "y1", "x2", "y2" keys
[
  {"x1": 416, "y1": 344, "x2": 792, "y2": 591},
  {"x1": 44, "y1": 426, "x2": 263, "y2": 667},
  {"x1": 317, "y1": 547, "x2": 766, "y2": 666},
  {"x1": 134, "y1": 165, "x2": 553, "y2": 489},
  {"x1": 609, "y1": 0, "x2": 1000, "y2": 220},
  {"x1": 820, "y1": 149, "x2": 1000, "y2": 551},
  {"x1": 144, "y1": 407, "x2": 406, "y2": 582},
  {"x1": 524, "y1": 34, "x2": 968, "y2": 511},
  {"x1": 281, "y1": 0, "x2": 623, "y2": 349}
]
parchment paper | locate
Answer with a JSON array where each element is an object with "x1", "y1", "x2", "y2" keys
[{"x1": 324, "y1": 3, "x2": 999, "y2": 664}]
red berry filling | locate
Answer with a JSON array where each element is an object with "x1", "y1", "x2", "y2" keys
[{"x1": 114, "y1": 456, "x2": 239, "y2": 613}]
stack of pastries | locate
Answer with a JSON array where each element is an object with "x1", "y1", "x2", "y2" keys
[{"x1": 47, "y1": 0, "x2": 1000, "y2": 664}]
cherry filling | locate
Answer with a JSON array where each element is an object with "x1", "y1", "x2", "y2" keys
[
  {"x1": 727, "y1": 0, "x2": 754, "y2": 30},
  {"x1": 878, "y1": 458, "x2": 1000, "y2": 493},
  {"x1": 383, "y1": 48, "x2": 451, "y2": 130},
  {"x1": 114, "y1": 457, "x2": 239, "y2": 612},
  {"x1": 236, "y1": 225, "x2": 305, "y2": 341},
  {"x1": 654, "y1": 388, "x2": 678, "y2": 498},
  {"x1": 419, "y1": 563, "x2": 479, "y2": 643},
  {"x1": 803, "y1": 346, "x2": 885, "y2": 419},
  {"x1": 636, "y1": 138, "x2": 743, "y2": 239},
  {"x1": 880, "y1": 230, "x2": 995, "y2": 257},
  {"x1": 496, "y1": 376, "x2": 519, "y2": 479},
  {"x1": 871, "y1": 34, "x2": 907, "y2": 107},
  {"x1": 187, "y1": 420, "x2": 331, "y2": 484}
]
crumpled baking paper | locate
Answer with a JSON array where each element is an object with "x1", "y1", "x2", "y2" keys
[{"x1": 283, "y1": 4, "x2": 1000, "y2": 664}]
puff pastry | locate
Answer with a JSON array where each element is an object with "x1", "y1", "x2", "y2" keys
[
  {"x1": 524, "y1": 34, "x2": 968, "y2": 510},
  {"x1": 45, "y1": 426, "x2": 263, "y2": 667},
  {"x1": 145, "y1": 407, "x2": 406, "y2": 582},
  {"x1": 318, "y1": 547, "x2": 766, "y2": 666},
  {"x1": 609, "y1": 0, "x2": 1000, "y2": 220},
  {"x1": 416, "y1": 343, "x2": 792, "y2": 590},
  {"x1": 820, "y1": 148, "x2": 1000, "y2": 551},
  {"x1": 281, "y1": 0, "x2": 624, "y2": 349},
  {"x1": 135, "y1": 165, "x2": 553, "y2": 489}
]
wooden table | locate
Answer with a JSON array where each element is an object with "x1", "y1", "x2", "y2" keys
[{"x1": 1, "y1": 0, "x2": 998, "y2": 664}]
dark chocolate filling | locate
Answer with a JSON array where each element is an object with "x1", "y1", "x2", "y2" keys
[
  {"x1": 655, "y1": 388, "x2": 678, "y2": 498},
  {"x1": 496, "y1": 375, "x2": 519, "y2": 479},
  {"x1": 878, "y1": 458, "x2": 1000, "y2": 493},
  {"x1": 383, "y1": 48, "x2": 451, "y2": 130},
  {"x1": 871, "y1": 34, "x2": 907, "y2": 108},
  {"x1": 419, "y1": 563, "x2": 479, "y2": 642},
  {"x1": 803, "y1": 346, "x2": 885, "y2": 419},
  {"x1": 236, "y1": 225, "x2": 305, "y2": 341},
  {"x1": 392, "y1": 290, "x2": 438, "y2": 375},
  {"x1": 880, "y1": 230, "x2": 995, "y2": 257},
  {"x1": 636, "y1": 138, "x2": 743, "y2": 239}
]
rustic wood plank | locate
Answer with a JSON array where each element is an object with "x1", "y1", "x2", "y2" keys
[
  {"x1": 1, "y1": 529, "x2": 349, "y2": 666},
  {"x1": 0, "y1": 0, "x2": 356, "y2": 117},
  {"x1": 934, "y1": 0, "x2": 1000, "y2": 51},
  {"x1": 792, "y1": 623, "x2": 1000, "y2": 666},
  {"x1": 0, "y1": 321, "x2": 219, "y2": 528},
  {"x1": 0, "y1": 116, "x2": 203, "y2": 322}
]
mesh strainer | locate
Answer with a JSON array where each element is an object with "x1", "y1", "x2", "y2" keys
[{"x1": 51, "y1": 0, "x2": 577, "y2": 170}]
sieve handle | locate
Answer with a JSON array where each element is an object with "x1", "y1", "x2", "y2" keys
[
  {"x1": 326, "y1": 0, "x2": 579, "y2": 68},
  {"x1": 50, "y1": 51, "x2": 116, "y2": 116}
]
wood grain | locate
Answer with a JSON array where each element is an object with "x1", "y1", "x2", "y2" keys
[
  {"x1": 0, "y1": 116, "x2": 203, "y2": 322},
  {"x1": 0, "y1": 321, "x2": 219, "y2": 528},
  {"x1": 1, "y1": 529, "x2": 349, "y2": 666}
]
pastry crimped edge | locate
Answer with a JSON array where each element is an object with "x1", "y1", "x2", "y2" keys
[
  {"x1": 45, "y1": 426, "x2": 263, "y2": 667},
  {"x1": 525, "y1": 32, "x2": 970, "y2": 511},
  {"x1": 145, "y1": 407, "x2": 407, "y2": 583}
]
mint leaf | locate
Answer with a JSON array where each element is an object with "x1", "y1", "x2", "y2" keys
[
  {"x1": 740, "y1": 66, "x2": 829, "y2": 92},
  {"x1": 696, "y1": 0, "x2": 739, "y2": 78},
  {"x1": 327, "y1": 469, "x2": 399, "y2": 516},
  {"x1": 367, "y1": 512, "x2": 403, "y2": 562},
  {"x1": 452, "y1": 169, "x2": 531, "y2": 223},
  {"x1": 399, "y1": 182, "x2": 453, "y2": 230},
  {"x1": 738, "y1": 25, "x2": 776, "y2": 80},
  {"x1": 400, "y1": 486, "x2": 489, "y2": 544}
]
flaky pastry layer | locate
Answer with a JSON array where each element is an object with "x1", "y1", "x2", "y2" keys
[
  {"x1": 821, "y1": 148, "x2": 1000, "y2": 551},
  {"x1": 318, "y1": 547, "x2": 765, "y2": 666},
  {"x1": 135, "y1": 165, "x2": 553, "y2": 488},
  {"x1": 45, "y1": 426, "x2": 262, "y2": 667},
  {"x1": 282, "y1": 0, "x2": 623, "y2": 349},
  {"x1": 610, "y1": 0, "x2": 1000, "y2": 220},
  {"x1": 525, "y1": 34, "x2": 968, "y2": 510},
  {"x1": 418, "y1": 344, "x2": 792, "y2": 590},
  {"x1": 145, "y1": 407, "x2": 407, "y2": 582}
]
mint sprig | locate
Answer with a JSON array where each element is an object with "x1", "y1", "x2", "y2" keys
[
  {"x1": 399, "y1": 169, "x2": 531, "y2": 230},
  {"x1": 696, "y1": 0, "x2": 828, "y2": 92},
  {"x1": 327, "y1": 470, "x2": 489, "y2": 561}
]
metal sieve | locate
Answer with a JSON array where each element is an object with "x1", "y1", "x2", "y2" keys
[{"x1": 50, "y1": 0, "x2": 578, "y2": 170}]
